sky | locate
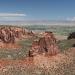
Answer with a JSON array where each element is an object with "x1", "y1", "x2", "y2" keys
[{"x1": 0, "y1": 0, "x2": 75, "y2": 21}]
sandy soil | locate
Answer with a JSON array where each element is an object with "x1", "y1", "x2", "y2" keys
[{"x1": 55, "y1": 35, "x2": 67, "y2": 41}]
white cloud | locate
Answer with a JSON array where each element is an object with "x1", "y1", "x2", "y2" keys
[
  {"x1": 66, "y1": 17, "x2": 75, "y2": 21},
  {"x1": 0, "y1": 13, "x2": 26, "y2": 21},
  {"x1": 0, "y1": 13, "x2": 26, "y2": 17}
]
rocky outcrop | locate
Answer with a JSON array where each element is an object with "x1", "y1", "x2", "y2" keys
[
  {"x1": 0, "y1": 26, "x2": 34, "y2": 44},
  {"x1": 29, "y1": 31, "x2": 59, "y2": 57},
  {"x1": 0, "y1": 26, "x2": 34, "y2": 49}
]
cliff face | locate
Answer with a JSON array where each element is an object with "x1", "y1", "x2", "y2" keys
[{"x1": 29, "y1": 32, "x2": 59, "y2": 56}]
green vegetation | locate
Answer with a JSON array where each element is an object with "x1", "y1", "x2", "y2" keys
[
  {"x1": 57, "y1": 39, "x2": 75, "y2": 52},
  {"x1": 0, "y1": 39, "x2": 33, "y2": 60},
  {"x1": 25, "y1": 25, "x2": 75, "y2": 35}
]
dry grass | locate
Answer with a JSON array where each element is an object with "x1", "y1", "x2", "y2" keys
[{"x1": 0, "y1": 48, "x2": 75, "y2": 75}]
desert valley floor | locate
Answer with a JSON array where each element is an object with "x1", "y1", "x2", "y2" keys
[{"x1": 0, "y1": 25, "x2": 75, "y2": 75}]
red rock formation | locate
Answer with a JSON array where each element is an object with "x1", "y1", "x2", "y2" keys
[
  {"x1": 29, "y1": 40, "x2": 39, "y2": 57},
  {"x1": 0, "y1": 26, "x2": 34, "y2": 44},
  {"x1": 29, "y1": 31, "x2": 59, "y2": 57},
  {"x1": 0, "y1": 26, "x2": 34, "y2": 49}
]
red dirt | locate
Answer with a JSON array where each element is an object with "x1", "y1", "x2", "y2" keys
[
  {"x1": 0, "y1": 42, "x2": 21, "y2": 49},
  {"x1": 0, "y1": 47, "x2": 74, "y2": 69}
]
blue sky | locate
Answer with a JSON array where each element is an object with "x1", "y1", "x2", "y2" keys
[{"x1": 0, "y1": 0, "x2": 75, "y2": 21}]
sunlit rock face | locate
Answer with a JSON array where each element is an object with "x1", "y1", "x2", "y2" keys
[{"x1": 29, "y1": 31, "x2": 60, "y2": 57}]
